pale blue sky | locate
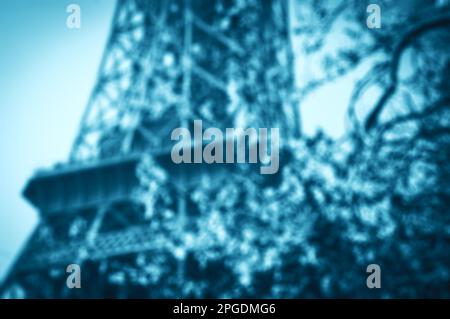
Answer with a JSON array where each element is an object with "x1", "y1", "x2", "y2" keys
[{"x1": 0, "y1": 0, "x2": 116, "y2": 279}]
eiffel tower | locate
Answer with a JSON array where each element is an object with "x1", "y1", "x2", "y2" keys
[{"x1": 1, "y1": 0, "x2": 297, "y2": 298}]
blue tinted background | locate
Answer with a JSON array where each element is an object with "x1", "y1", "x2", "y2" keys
[
  {"x1": 0, "y1": 0, "x2": 116, "y2": 278},
  {"x1": 0, "y1": 0, "x2": 357, "y2": 280}
]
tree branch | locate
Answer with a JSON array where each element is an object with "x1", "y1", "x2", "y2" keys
[{"x1": 365, "y1": 15, "x2": 450, "y2": 131}]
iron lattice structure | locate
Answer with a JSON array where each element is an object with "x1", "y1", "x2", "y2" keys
[{"x1": 1, "y1": 0, "x2": 296, "y2": 298}]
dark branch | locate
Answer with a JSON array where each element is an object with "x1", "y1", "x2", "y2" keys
[{"x1": 365, "y1": 16, "x2": 450, "y2": 131}]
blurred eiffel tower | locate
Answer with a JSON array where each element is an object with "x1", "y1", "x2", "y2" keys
[{"x1": 1, "y1": 0, "x2": 297, "y2": 298}]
